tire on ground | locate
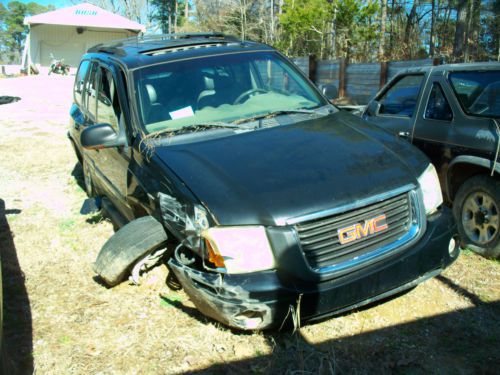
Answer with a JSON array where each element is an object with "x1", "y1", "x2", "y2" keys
[
  {"x1": 453, "y1": 175, "x2": 500, "y2": 259},
  {"x1": 93, "y1": 216, "x2": 168, "y2": 286}
]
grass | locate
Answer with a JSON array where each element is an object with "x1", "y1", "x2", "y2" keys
[
  {"x1": 58, "y1": 218, "x2": 76, "y2": 232},
  {"x1": 0, "y1": 75, "x2": 499, "y2": 374}
]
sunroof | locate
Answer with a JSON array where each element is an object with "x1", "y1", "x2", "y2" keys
[{"x1": 141, "y1": 42, "x2": 233, "y2": 56}]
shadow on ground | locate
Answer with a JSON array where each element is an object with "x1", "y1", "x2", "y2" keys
[
  {"x1": 71, "y1": 162, "x2": 85, "y2": 192},
  {"x1": 0, "y1": 199, "x2": 33, "y2": 375},
  {"x1": 186, "y1": 277, "x2": 499, "y2": 374}
]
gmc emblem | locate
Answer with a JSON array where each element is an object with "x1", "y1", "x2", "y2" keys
[{"x1": 337, "y1": 214, "x2": 388, "y2": 245}]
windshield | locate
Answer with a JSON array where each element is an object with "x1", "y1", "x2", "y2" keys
[
  {"x1": 133, "y1": 51, "x2": 328, "y2": 134},
  {"x1": 449, "y1": 70, "x2": 500, "y2": 118}
]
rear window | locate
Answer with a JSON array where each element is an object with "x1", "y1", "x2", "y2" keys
[{"x1": 449, "y1": 70, "x2": 500, "y2": 118}]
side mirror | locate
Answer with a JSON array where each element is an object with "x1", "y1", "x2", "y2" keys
[
  {"x1": 318, "y1": 83, "x2": 339, "y2": 101},
  {"x1": 366, "y1": 100, "x2": 381, "y2": 116},
  {"x1": 81, "y1": 123, "x2": 125, "y2": 150}
]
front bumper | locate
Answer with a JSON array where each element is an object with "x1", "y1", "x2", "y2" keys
[{"x1": 169, "y1": 207, "x2": 458, "y2": 330}]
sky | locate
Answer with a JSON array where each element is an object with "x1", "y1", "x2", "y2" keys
[{"x1": 13, "y1": 0, "x2": 75, "y2": 9}]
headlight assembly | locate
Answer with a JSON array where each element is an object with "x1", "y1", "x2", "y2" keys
[
  {"x1": 202, "y1": 226, "x2": 276, "y2": 274},
  {"x1": 418, "y1": 164, "x2": 443, "y2": 215}
]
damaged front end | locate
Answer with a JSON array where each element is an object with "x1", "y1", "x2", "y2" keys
[
  {"x1": 168, "y1": 255, "x2": 285, "y2": 330},
  {"x1": 157, "y1": 193, "x2": 458, "y2": 332},
  {"x1": 158, "y1": 192, "x2": 288, "y2": 330}
]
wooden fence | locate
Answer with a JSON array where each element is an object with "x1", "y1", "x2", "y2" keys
[{"x1": 291, "y1": 56, "x2": 441, "y2": 104}]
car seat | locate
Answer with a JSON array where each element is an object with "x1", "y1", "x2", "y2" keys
[
  {"x1": 140, "y1": 82, "x2": 167, "y2": 124},
  {"x1": 197, "y1": 74, "x2": 216, "y2": 109}
]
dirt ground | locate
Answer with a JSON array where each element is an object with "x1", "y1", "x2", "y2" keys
[{"x1": 0, "y1": 75, "x2": 499, "y2": 375}]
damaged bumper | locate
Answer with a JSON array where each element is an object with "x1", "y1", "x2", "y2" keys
[{"x1": 169, "y1": 207, "x2": 458, "y2": 330}]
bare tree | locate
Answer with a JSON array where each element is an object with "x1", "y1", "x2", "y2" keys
[
  {"x1": 404, "y1": 0, "x2": 419, "y2": 58},
  {"x1": 378, "y1": 0, "x2": 387, "y2": 60},
  {"x1": 453, "y1": 0, "x2": 467, "y2": 61},
  {"x1": 429, "y1": 0, "x2": 436, "y2": 56}
]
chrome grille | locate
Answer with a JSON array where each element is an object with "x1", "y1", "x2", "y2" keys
[{"x1": 295, "y1": 192, "x2": 414, "y2": 270}]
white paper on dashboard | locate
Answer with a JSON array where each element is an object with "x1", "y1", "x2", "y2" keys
[{"x1": 169, "y1": 106, "x2": 194, "y2": 120}]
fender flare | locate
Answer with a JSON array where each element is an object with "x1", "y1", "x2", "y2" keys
[{"x1": 447, "y1": 155, "x2": 498, "y2": 199}]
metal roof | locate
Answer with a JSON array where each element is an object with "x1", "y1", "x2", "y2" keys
[
  {"x1": 24, "y1": 3, "x2": 145, "y2": 33},
  {"x1": 399, "y1": 61, "x2": 500, "y2": 75},
  {"x1": 84, "y1": 33, "x2": 275, "y2": 70}
]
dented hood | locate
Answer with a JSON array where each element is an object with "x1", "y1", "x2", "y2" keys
[{"x1": 154, "y1": 111, "x2": 428, "y2": 226}]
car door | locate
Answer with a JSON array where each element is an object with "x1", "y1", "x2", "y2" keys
[
  {"x1": 92, "y1": 64, "x2": 134, "y2": 220},
  {"x1": 412, "y1": 71, "x2": 495, "y2": 196},
  {"x1": 364, "y1": 73, "x2": 426, "y2": 136}
]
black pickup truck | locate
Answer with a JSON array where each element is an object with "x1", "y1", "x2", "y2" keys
[
  {"x1": 363, "y1": 63, "x2": 500, "y2": 258},
  {"x1": 68, "y1": 33, "x2": 458, "y2": 330}
]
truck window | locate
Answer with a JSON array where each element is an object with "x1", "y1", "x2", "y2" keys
[
  {"x1": 449, "y1": 71, "x2": 500, "y2": 118},
  {"x1": 425, "y1": 83, "x2": 453, "y2": 121},
  {"x1": 85, "y1": 62, "x2": 99, "y2": 120},
  {"x1": 96, "y1": 67, "x2": 121, "y2": 132},
  {"x1": 74, "y1": 60, "x2": 90, "y2": 106},
  {"x1": 378, "y1": 74, "x2": 424, "y2": 117}
]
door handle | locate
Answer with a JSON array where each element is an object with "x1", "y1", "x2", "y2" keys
[{"x1": 398, "y1": 131, "x2": 410, "y2": 139}]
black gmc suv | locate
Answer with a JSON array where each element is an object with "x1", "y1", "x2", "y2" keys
[
  {"x1": 68, "y1": 33, "x2": 458, "y2": 330},
  {"x1": 363, "y1": 63, "x2": 500, "y2": 258}
]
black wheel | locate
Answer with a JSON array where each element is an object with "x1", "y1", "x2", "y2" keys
[
  {"x1": 82, "y1": 157, "x2": 95, "y2": 197},
  {"x1": 453, "y1": 175, "x2": 500, "y2": 258},
  {"x1": 93, "y1": 216, "x2": 168, "y2": 286}
]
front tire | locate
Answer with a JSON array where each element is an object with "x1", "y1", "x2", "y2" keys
[
  {"x1": 453, "y1": 175, "x2": 500, "y2": 258},
  {"x1": 93, "y1": 216, "x2": 168, "y2": 286}
]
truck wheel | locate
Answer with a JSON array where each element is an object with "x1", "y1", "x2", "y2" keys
[
  {"x1": 453, "y1": 175, "x2": 500, "y2": 258},
  {"x1": 93, "y1": 216, "x2": 168, "y2": 286},
  {"x1": 82, "y1": 157, "x2": 95, "y2": 197}
]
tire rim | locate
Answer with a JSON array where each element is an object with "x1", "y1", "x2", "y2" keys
[{"x1": 462, "y1": 191, "x2": 499, "y2": 245}]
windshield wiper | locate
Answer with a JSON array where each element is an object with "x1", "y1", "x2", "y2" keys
[
  {"x1": 179, "y1": 122, "x2": 243, "y2": 131},
  {"x1": 147, "y1": 122, "x2": 248, "y2": 138},
  {"x1": 234, "y1": 109, "x2": 316, "y2": 125}
]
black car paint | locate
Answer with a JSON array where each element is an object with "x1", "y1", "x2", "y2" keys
[
  {"x1": 153, "y1": 111, "x2": 428, "y2": 227},
  {"x1": 363, "y1": 63, "x2": 500, "y2": 202},
  {"x1": 68, "y1": 35, "x2": 458, "y2": 330}
]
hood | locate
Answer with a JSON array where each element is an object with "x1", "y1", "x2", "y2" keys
[{"x1": 154, "y1": 111, "x2": 428, "y2": 226}]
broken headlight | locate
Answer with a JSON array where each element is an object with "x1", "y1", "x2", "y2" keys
[
  {"x1": 202, "y1": 226, "x2": 276, "y2": 274},
  {"x1": 158, "y1": 192, "x2": 210, "y2": 251},
  {"x1": 418, "y1": 163, "x2": 443, "y2": 215}
]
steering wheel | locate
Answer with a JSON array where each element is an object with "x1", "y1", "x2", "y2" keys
[{"x1": 234, "y1": 88, "x2": 268, "y2": 104}]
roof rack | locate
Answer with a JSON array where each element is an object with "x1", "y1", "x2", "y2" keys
[{"x1": 88, "y1": 33, "x2": 240, "y2": 55}]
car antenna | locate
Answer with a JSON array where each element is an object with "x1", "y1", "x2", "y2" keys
[{"x1": 492, "y1": 118, "x2": 500, "y2": 177}]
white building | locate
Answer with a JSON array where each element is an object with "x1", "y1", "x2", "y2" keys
[{"x1": 23, "y1": 3, "x2": 145, "y2": 70}]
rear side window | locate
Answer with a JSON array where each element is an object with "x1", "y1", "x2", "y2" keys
[
  {"x1": 74, "y1": 60, "x2": 90, "y2": 106},
  {"x1": 449, "y1": 70, "x2": 500, "y2": 118},
  {"x1": 378, "y1": 74, "x2": 424, "y2": 117},
  {"x1": 425, "y1": 83, "x2": 453, "y2": 121}
]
